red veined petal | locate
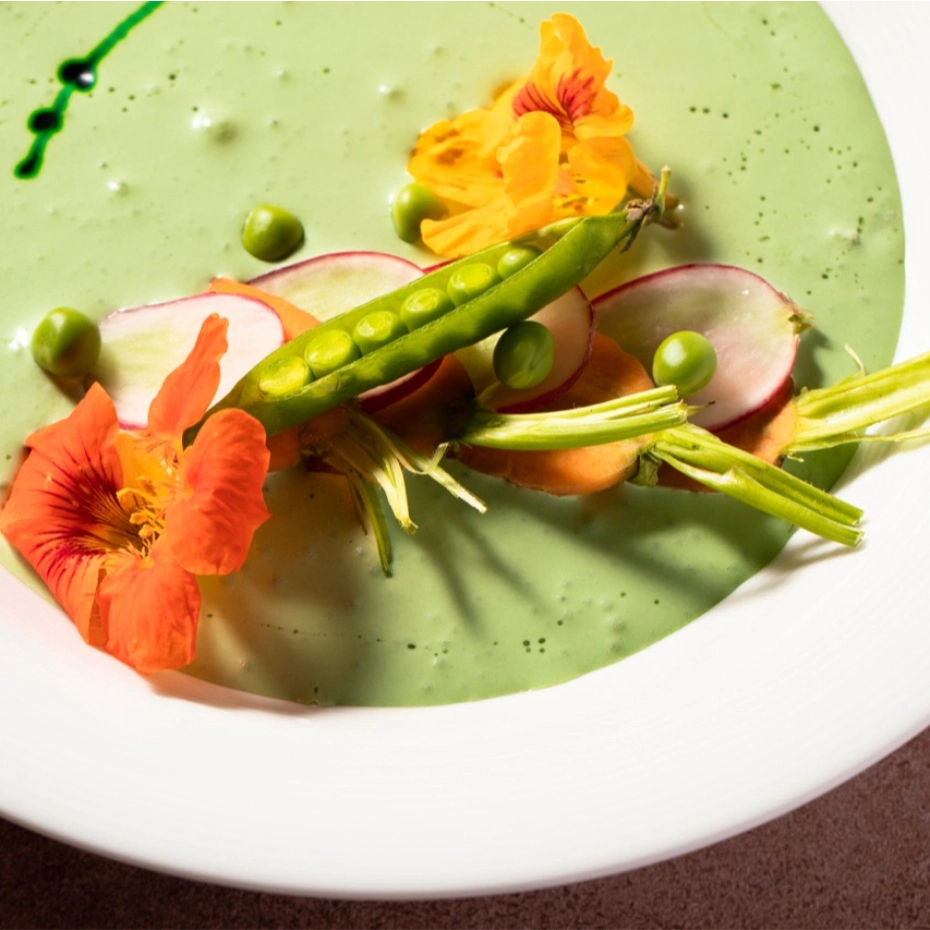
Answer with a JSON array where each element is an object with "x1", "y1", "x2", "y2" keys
[
  {"x1": 164, "y1": 408, "x2": 271, "y2": 576},
  {"x1": 514, "y1": 14, "x2": 619, "y2": 132},
  {"x1": 0, "y1": 383, "x2": 128, "y2": 644},
  {"x1": 96, "y1": 545, "x2": 201, "y2": 674}
]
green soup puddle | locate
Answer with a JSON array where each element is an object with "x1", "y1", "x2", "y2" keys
[{"x1": 0, "y1": 3, "x2": 904, "y2": 705}]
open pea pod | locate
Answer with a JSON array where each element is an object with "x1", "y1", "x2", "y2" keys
[{"x1": 185, "y1": 192, "x2": 665, "y2": 444}]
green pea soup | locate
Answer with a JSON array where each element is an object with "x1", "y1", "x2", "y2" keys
[{"x1": 0, "y1": 2, "x2": 904, "y2": 705}]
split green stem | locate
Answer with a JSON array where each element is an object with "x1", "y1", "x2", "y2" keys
[
  {"x1": 459, "y1": 386, "x2": 686, "y2": 450},
  {"x1": 788, "y1": 349, "x2": 930, "y2": 453},
  {"x1": 649, "y1": 424, "x2": 863, "y2": 546}
]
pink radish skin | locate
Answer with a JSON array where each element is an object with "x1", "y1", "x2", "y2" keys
[
  {"x1": 593, "y1": 264, "x2": 804, "y2": 431},
  {"x1": 358, "y1": 358, "x2": 442, "y2": 413},
  {"x1": 251, "y1": 249, "x2": 436, "y2": 409},
  {"x1": 94, "y1": 292, "x2": 285, "y2": 430},
  {"x1": 250, "y1": 250, "x2": 423, "y2": 322}
]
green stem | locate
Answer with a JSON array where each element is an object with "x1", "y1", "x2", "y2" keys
[
  {"x1": 459, "y1": 387, "x2": 687, "y2": 450},
  {"x1": 650, "y1": 424, "x2": 863, "y2": 546},
  {"x1": 788, "y1": 349, "x2": 930, "y2": 453},
  {"x1": 346, "y1": 475, "x2": 394, "y2": 576}
]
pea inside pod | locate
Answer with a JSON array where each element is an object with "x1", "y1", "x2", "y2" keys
[
  {"x1": 353, "y1": 310, "x2": 408, "y2": 355},
  {"x1": 258, "y1": 355, "x2": 312, "y2": 398},
  {"x1": 497, "y1": 245, "x2": 541, "y2": 280},
  {"x1": 447, "y1": 263, "x2": 501, "y2": 307},
  {"x1": 399, "y1": 288, "x2": 453, "y2": 330},
  {"x1": 304, "y1": 329, "x2": 360, "y2": 378}
]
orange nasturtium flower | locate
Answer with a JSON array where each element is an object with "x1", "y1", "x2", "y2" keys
[
  {"x1": 407, "y1": 13, "x2": 655, "y2": 258},
  {"x1": 0, "y1": 314, "x2": 271, "y2": 674}
]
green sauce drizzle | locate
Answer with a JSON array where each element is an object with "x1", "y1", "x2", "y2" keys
[{"x1": 14, "y1": 0, "x2": 164, "y2": 180}]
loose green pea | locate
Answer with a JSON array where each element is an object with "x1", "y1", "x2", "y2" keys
[
  {"x1": 652, "y1": 330, "x2": 717, "y2": 397},
  {"x1": 493, "y1": 320, "x2": 555, "y2": 390},
  {"x1": 31, "y1": 307, "x2": 101, "y2": 378},
  {"x1": 497, "y1": 245, "x2": 541, "y2": 280},
  {"x1": 258, "y1": 356, "x2": 312, "y2": 398},
  {"x1": 353, "y1": 310, "x2": 408, "y2": 355},
  {"x1": 241, "y1": 203, "x2": 305, "y2": 262},
  {"x1": 391, "y1": 182, "x2": 446, "y2": 244},
  {"x1": 399, "y1": 287, "x2": 454, "y2": 330},
  {"x1": 305, "y1": 328, "x2": 360, "y2": 378},
  {"x1": 447, "y1": 262, "x2": 501, "y2": 308}
]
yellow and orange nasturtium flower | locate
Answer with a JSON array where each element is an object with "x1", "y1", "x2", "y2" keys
[
  {"x1": 0, "y1": 314, "x2": 271, "y2": 675},
  {"x1": 407, "y1": 13, "x2": 655, "y2": 258}
]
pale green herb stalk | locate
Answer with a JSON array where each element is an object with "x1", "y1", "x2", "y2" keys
[
  {"x1": 787, "y1": 349, "x2": 930, "y2": 453},
  {"x1": 307, "y1": 408, "x2": 486, "y2": 575},
  {"x1": 458, "y1": 386, "x2": 687, "y2": 450},
  {"x1": 646, "y1": 424, "x2": 864, "y2": 547}
]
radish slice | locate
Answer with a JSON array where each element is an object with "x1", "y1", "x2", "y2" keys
[
  {"x1": 455, "y1": 287, "x2": 595, "y2": 413},
  {"x1": 249, "y1": 250, "x2": 423, "y2": 322},
  {"x1": 357, "y1": 358, "x2": 442, "y2": 414},
  {"x1": 593, "y1": 264, "x2": 804, "y2": 430},
  {"x1": 94, "y1": 292, "x2": 285, "y2": 429}
]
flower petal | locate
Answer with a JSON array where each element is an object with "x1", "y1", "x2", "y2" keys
[
  {"x1": 514, "y1": 14, "x2": 621, "y2": 130},
  {"x1": 420, "y1": 199, "x2": 514, "y2": 258},
  {"x1": 0, "y1": 383, "x2": 127, "y2": 645},
  {"x1": 570, "y1": 109, "x2": 635, "y2": 142},
  {"x1": 407, "y1": 12, "x2": 648, "y2": 259},
  {"x1": 565, "y1": 135, "x2": 638, "y2": 211},
  {"x1": 164, "y1": 408, "x2": 271, "y2": 575},
  {"x1": 500, "y1": 111, "x2": 562, "y2": 233},
  {"x1": 147, "y1": 313, "x2": 228, "y2": 439},
  {"x1": 420, "y1": 112, "x2": 563, "y2": 258},
  {"x1": 96, "y1": 546, "x2": 200, "y2": 674},
  {"x1": 408, "y1": 108, "x2": 508, "y2": 209}
]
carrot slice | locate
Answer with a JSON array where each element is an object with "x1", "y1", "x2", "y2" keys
[
  {"x1": 456, "y1": 334, "x2": 657, "y2": 496},
  {"x1": 207, "y1": 277, "x2": 321, "y2": 340}
]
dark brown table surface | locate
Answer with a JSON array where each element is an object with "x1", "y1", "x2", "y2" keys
[{"x1": 3, "y1": 721, "x2": 929, "y2": 929}]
